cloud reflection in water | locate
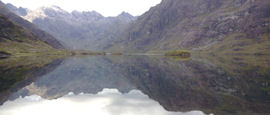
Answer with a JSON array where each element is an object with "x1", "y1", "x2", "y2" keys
[{"x1": 0, "y1": 89, "x2": 209, "y2": 115}]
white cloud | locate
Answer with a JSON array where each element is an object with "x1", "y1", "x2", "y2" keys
[
  {"x1": 2, "y1": 0, "x2": 162, "y2": 16},
  {"x1": 0, "y1": 89, "x2": 209, "y2": 115}
]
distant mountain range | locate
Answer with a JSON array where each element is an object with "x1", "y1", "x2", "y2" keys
[
  {"x1": 108, "y1": 0, "x2": 270, "y2": 54},
  {"x1": 6, "y1": 3, "x2": 135, "y2": 50},
  {"x1": 3, "y1": 0, "x2": 270, "y2": 54}
]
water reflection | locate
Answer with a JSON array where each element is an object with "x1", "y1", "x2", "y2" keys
[
  {"x1": 107, "y1": 55, "x2": 270, "y2": 114},
  {"x1": 0, "y1": 89, "x2": 208, "y2": 115},
  {"x1": 11, "y1": 57, "x2": 135, "y2": 99},
  {"x1": 0, "y1": 55, "x2": 269, "y2": 115},
  {"x1": 0, "y1": 56, "x2": 63, "y2": 105}
]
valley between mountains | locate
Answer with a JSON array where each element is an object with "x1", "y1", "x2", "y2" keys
[
  {"x1": 1, "y1": 0, "x2": 270, "y2": 57},
  {"x1": 0, "y1": 1, "x2": 270, "y2": 114}
]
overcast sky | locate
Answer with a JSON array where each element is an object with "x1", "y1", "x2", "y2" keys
[{"x1": 2, "y1": 0, "x2": 162, "y2": 16}]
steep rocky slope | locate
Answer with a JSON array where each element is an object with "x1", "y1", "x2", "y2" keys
[
  {"x1": 0, "y1": 1, "x2": 64, "y2": 49},
  {"x1": 108, "y1": 0, "x2": 270, "y2": 54},
  {"x1": 6, "y1": 4, "x2": 135, "y2": 50}
]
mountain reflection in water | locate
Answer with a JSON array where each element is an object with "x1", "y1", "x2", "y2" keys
[
  {"x1": 0, "y1": 55, "x2": 269, "y2": 115},
  {"x1": 0, "y1": 89, "x2": 208, "y2": 115}
]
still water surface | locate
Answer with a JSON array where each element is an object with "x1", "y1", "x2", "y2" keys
[{"x1": 0, "y1": 55, "x2": 269, "y2": 115}]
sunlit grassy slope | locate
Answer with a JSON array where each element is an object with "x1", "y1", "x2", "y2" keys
[{"x1": 197, "y1": 33, "x2": 270, "y2": 55}]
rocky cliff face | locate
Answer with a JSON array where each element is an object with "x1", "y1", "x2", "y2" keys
[
  {"x1": 0, "y1": 2, "x2": 64, "y2": 49},
  {"x1": 6, "y1": 4, "x2": 135, "y2": 50},
  {"x1": 108, "y1": 0, "x2": 270, "y2": 54}
]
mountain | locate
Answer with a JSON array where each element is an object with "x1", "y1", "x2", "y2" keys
[
  {"x1": 108, "y1": 0, "x2": 270, "y2": 54},
  {"x1": 0, "y1": 1, "x2": 64, "y2": 49},
  {"x1": 6, "y1": 4, "x2": 135, "y2": 50},
  {"x1": 5, "y1": 3, "x2": 29, "y2": 16},
  {"x1": 0, "y1": 13, "x2": 64, "y2": 56}
]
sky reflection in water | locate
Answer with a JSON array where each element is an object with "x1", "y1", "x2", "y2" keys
[{"x1": 0, "y1": 89, "x2": 208, "y2": 115}]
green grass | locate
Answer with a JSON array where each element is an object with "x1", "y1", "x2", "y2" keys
[
  {"x1": 0, "y1": 39, "x2": 110, "y2": 58},
  {"x1": 70, "y1": 50, "x2": 106, "y2": 56},
  {"x1": 196, "y1": 33, "x2": 270, "y2": 55},
  {"x1": 0, "y1": 39, "x2": 73, "y2": 58},
  {"x1": 165, "y1": 56, "x2": 190, "y2": 61},
  {"x1": 110, "y1": 52, "x2": 123, "y2": 55},
  {"x1": 165, "y1": 50, "x2": 191, "y2": 57}
]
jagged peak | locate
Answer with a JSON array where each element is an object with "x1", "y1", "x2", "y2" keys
[
  {"x1": 23, "y1": 5, "x2": 69, "y2": 22},
  {"x1": 38, "y1": 5, "x2": 64, "y2": 12},
  {"x1": 72, "y1": 10, "x2": 103, "y2": 16},
  {"x1": 118, "y1": 11, "x2": 133, "y2": 17},
  {"x1": 116, "y1": 11, "x2": 135, "y2": 21},
  {"x1": 71, "y1": 10, "x2": 104, "y2": 20}
]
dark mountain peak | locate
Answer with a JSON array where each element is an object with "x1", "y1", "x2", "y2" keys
[
  {"x1": 118, "y1": 11, "x2": 132, "y2": 17},
  {"x1": 81, "y1": 11, "x2": 104, "y2": 18},
  {"x1": 71, "y1": 10, "x2": 103, "y2": 17},
  {"x1": 116, "y1": 11, "x2": 135, "y2": 21},
  {"x1": 71, "y1": 10, "x2": 104, "y2": 21}
]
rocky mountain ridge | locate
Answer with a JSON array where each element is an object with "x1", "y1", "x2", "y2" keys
[
  {"x1": 6, "y1": 3, "x2": 135, "y2": 50},
  {"x1": 0, "y1": 1, "x2": 64, "y2": 49},
  {"x1": 108, "y1": 0, "x2": 270, "y2": 54}
]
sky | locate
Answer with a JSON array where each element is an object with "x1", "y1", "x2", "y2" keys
[{"x1": 2, "y1": 0, "x2": 162, "y2": 16}]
